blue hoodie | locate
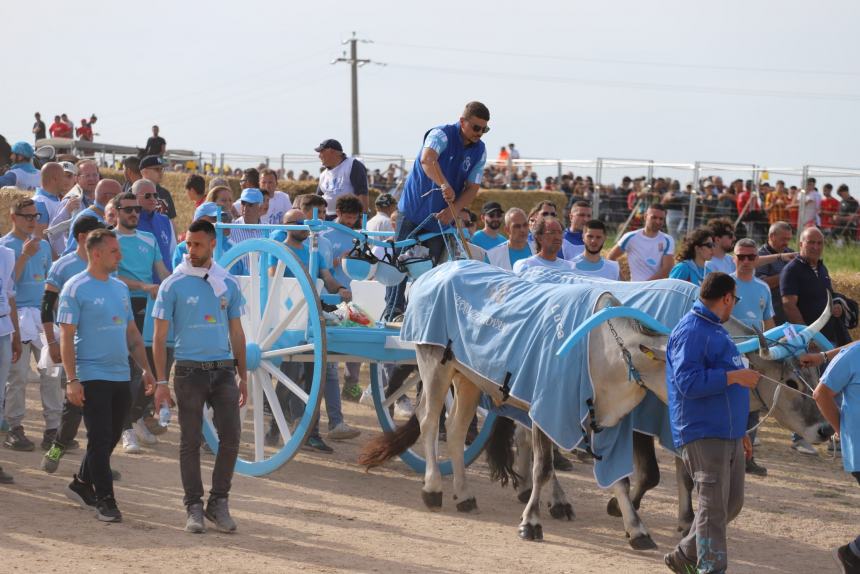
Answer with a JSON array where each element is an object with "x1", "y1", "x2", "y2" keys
[{"x1": 666, "y1": 300, "x2": 748, "y2": 448}]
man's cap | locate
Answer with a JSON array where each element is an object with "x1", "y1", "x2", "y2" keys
[
  {"x1": 194, "y1": 202, "x2": 220, "y2": 221},
  {"x1": 60, "y1": 161, "x2": 77, "y2": 175},
  {"x1": 140, "y1": 155, "x2": 169, "y2": 170},
  {"x1": 482, "y1": 201, "x2": 503, "y2": 215},
  {"x1": 240, "y1": 188, "x2": 264, "y2": 205},
  {"x1": 11, "y1": 141, "x2": 34, "y2": 158},
  {"x1": 375, "y1": 193, "x2": 395, "y2": 208},
  {"x1": 314, "y1": 139, "x2": 343, "y2": 153}
]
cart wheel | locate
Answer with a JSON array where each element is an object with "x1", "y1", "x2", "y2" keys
[
  {"x1": 204, "y1": 238, "x2": 326, "y2": 476},
  {"x1": 368, "y1": 363, "x2": 496, "y2": 475}
]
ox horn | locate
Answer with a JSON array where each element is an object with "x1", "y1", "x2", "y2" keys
[
  {"x1": 753, "y1": 325, "x2": 770, "y2": 359},
  {"x1": 767, "y1": 292, "x2": 832, "y2": 360}
]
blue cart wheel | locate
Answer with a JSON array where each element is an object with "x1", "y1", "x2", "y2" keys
[
  {"x1": 369, "y1": 363, "x2": 496, "y2": 475},
  {"x1": 203, "y1": 238, "x2": 326, "y2": 476}
]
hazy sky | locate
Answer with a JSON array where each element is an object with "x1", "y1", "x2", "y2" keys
[{"x1": 4, "y1": 0, "x2": 860, "y2": 183}]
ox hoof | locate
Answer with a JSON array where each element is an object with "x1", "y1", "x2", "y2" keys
[
  {"x1": 517, "y1": 488, "x2": 532, "y2": 504},
  {"x1": 549, "y1": 502, "x2": 574, "y2": 521},
  {"x1": 421, "y1": 491, "x2": 443, "y2": 510},
  {"x1": 455, "y1": 497, "x2": 478, "y2": 513},
  {"x1": 606, "y1": 497, "x2": 622, "y2": 518},
  {"x1": 518, "y1": 523, "x2": 543, "y2": 541},
  {"x1": 629, "y1": 534, "x2": 657, "y2": 551}
]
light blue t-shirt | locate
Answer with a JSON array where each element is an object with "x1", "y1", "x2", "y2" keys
[
  {"x1": 470, "y1": 230, "x2": 507, "y2": 251},
  {"x1": 822, "y1": 344, "x2": 860, "y2": 473},
  {"x1": 117, "y1": 230, "x2": 159, "y2": 298},
  {"x1": 152, "y1": 272, "x2": 245, "y2": 361},
  {"x1": 57, "y1": 273, "x2": 134, "y2": 382},
  {"x1": 62, "y1": 207, "x2": 105, "y2": 255},
  {"x1": 46, "y1": 252, "x2": 87, "y2": 291},
  {"x1": 142, "y1": 295, "x2": 174, "y2": 348},
  {"x1": 730, "y1": 274, "x2": 774, "y2": 329},
  {"x1": 512, "y1": 255, "x2": 575, "y2": 274},
  {"x1": 270, "y1": 231, "x2": 334, "y2": 277},
  {"x1": 704, "y1": 253, "x2": 736, "y2": 276},
  {"x1": 508, "y1": 245, "x2": 533, "y2": 268},
  {"x1": 669, "y1": 260, "x2": 706, "y2": 286},
  {"x1": 320, "y1": 226, "x2": 356, "y2": 288},
  {"x1": 570, "y1": 255, "x2": 621, "y2": 280},
  {"x1": 0, "y1": 233, "x2": 52, "y2": 308}
]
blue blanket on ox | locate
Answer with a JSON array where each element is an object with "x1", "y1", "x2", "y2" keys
[{"x1": 401, "y1": 260, "x2": 699, "y2": 488}]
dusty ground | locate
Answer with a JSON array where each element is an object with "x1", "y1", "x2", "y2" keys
[{"x1": 1, "y1": 375, "x2": 856, "y2": 574}]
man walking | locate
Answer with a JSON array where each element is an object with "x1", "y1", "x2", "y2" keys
[
  {"x1": 152, "y1": 220, "x2": 247, "y2": 533},
  {"x1": 59, "y1": 229, "x2": 155, "y2": 522}
]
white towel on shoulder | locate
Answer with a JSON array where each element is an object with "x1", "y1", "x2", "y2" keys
[{"x1": 174, "y1": 255, "x2": 229, "y2": 297}]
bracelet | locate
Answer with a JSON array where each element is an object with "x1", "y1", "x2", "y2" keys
[
  {"x1": 68, "y1": 378, "x2": 80, "y2": 384},
  {"x1": 155, "y1": 380, "x2": 169, "y2": 386},
  {"x1": 47, "y1": 341, "x2": 59, "y2": 346}
]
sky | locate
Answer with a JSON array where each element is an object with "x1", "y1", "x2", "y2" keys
[{"x1": 3, "y1": 0, "x2": 860, "y2": 184}]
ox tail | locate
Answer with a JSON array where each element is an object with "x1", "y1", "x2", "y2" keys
[
  {"x1": 358, "y1": 415, "x2": 420, "y2": 470},
  {"x1": 484, "y1": 416, "x2": 521, "y2": 489}
]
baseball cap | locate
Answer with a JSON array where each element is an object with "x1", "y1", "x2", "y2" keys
[
  {"x1": 140, "y1": 155, "x2": 169, "y2": 170},
  {"x1": 239, "y1": 188, "x2": 264, "y2": 205},
  {"x1": 11, "y1": 141, "x2": 34, "y2": 159},
  {"x1": 481, "y1": 201, "x2": 503, "y2": 215},
  {"x1": 60, "y1": 161, "x2": 77, "y2": 175},
  {"x1": 314, "y1": 139, "x2": 343, "y2": 153},
  {"x1": 375, "y1": 193, "x2": 395, "y2": 208},
  {"x1": 194, "y1": 202, "x2": 220, "y2": 221}
]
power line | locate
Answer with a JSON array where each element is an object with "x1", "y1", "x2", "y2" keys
[{"x1": 332, "y1": 32, "x2": 386, "y2": 155}]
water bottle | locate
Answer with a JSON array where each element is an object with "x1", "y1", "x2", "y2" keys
[{"x1": 158, "y1": 402, "x2": 171, "y2": 428}]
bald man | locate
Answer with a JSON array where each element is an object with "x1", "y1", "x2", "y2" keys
[
  {"x1": 133, "y1": 179, "x2": 176, "y2": 269},
  {"x1": 62, "y1": 179, "x2": 122, "y2": 255},
  {"x1": 33, "y1": 163, "x2": 68, "y2": 248}
]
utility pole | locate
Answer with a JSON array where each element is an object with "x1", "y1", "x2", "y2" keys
[{"x1": 332, "y1": 32, "x2": 373, "y2": 157}]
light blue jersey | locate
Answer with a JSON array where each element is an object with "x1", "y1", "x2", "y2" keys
[
  {"x1": 470, "y1": 230, "x2": 507, "y2": 251},
  {"x1": 152, "y1": 272, "x2": 245, "y2": 362},
  {"x1": 62, "y1": 207, "x2": 105, "y2": 255},
  {"x1": 46, "y1": 252, "x2": 86, "y2": 291},
  {"x1": 704, "y1": 253, "x2": 736, "y2": 276},
  {"x1": 57, "y1": 273, "x2": 134, "y2": 382},
  {"x1": 730, "y1": 274, "x2": 774, "y2": 329},
  {"x1": 320, "y1": 226, "x2": 355, "y2": 288},
  {"x1": 822, "y1": 344, "x2": 860, "y2": 472},
  {"x1": 0, "y1": 234, "x2": 52, "y2": 308},
  {"x1": 270, "y1": 231, "x2": 333, "y2": 275},
  {"x1": 117, "y1": 230, "x2": 159, "y2": 298},
  {"x1": 570, "y1": 255, "x2": 621, "y2": 280}
]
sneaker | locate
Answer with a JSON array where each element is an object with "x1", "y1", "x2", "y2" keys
[
  {"x1": 745, "y1": 457, "x2": 768, "y2": 477},
  {"x1": 65, "y1": 474, "x2": 97, "y2": 510},
  {"x1": 394, "y1": 396, "x2": 414, "y2": 418},
  {"x1": 122, "y1": 429, "x2": 141, "y2": 454},
  {"x1": 303, "y1": 436, "x2": 334, "y2": 453},
  {"x1": 185, "y1": 502, "x2": 206, "y2": 533},
  {"x1": 359, "y1": 385, "x2": 375, "y2": 408},
  {"x1": 342, "y1": 383, "x2": 363, "y2": 402},
  {"x1": 553, "y1": 448, "x2": 575, "y2": 472},
  {"x1": 144, "y1": 415, "x2": 167, "y2": 436},
  {"x1": 95, "y1": 496, "x2": 122, "y2": 523},
  {"x1": 205, "y1": 498, "x2": 236, "y2": 533},
  {"x1": 41, "y1": 428, "x2": 58, "y2": 451},
  {"x1": 664, "y1": 549, "x2": 697, "y2": 573},
  {"x1": 0, "y1": 466, "x2": 13, "y2": 484},
  {"x1": 4, "y1": 426, "x2": 35, "y2": 452},
  {"x1": 327, "y1": 422, "x2": 361, "y2": 441},
  {"x1": 792, "y1": 438, "x2": 818, "y2": 456},
  {"x1": 132, "y1": 419, "x2": 158, "y2": 446},
  {"x1": 833, "y1": 544, "x2": 860, "y2": 574},
  {"x1": 41, "y1": 444, "x2": 65, "y2": 474}
]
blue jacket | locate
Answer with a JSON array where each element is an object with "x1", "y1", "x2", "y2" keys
[
  {"x1": 138, "y1": 210, "x2": 174, "y2": 271},
  {"x1": 666, "y1": 300, "x2": 748, "y2": 448}
]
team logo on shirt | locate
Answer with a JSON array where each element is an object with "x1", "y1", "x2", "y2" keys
[
  {"x1": 33, "y1": 273, "x2": 45, "y2": 281},
  {"x1": 204, "y1": 314, "x2": 217, "y2": 324},
  {"x1": 138, "y1": 245, "x2": 149, "y2": 255},
  {"x1": 111, "y1": 316, "x2": 124, "y2": 325},
  {"x1": 462, "y1": 156, "x2": 472, "y2": 173},
  {"x1": 220, "y1": 297, "x2": 227, "y2": 310},
  {"x1": 93, "y1": 298, "x2": 105, "y2": 305},
  {"x1": 186, "y1": 296, "x2": 199, "y2": 305}
]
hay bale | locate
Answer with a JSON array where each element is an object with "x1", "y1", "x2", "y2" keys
[
  {"x1": 0, "y1": 187, "x2": 37, "y2": 233},
  {"x1": 832, "y1": 272, "x2": 860, "y2": 341}
]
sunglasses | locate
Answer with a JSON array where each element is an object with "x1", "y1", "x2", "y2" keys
[
  {"x1": 119, "y1": 206, "x2": 142, "y2": 214},
  {"x1": 732, "y1": 294, "x2": 742, "y2": 304},
  {"x1": 735, "y1": 253, "x2": 757, "y2": 261},
  {"x1": 14, "y1": 213, "x2": 38, "y2": 221},
  {"x1": 466, "y1": 120, "x2": 490, "y2": 134},
  {"x1": 540, "y1": 211, "x2": 556, "y2": 217},
  {"x1": 698, "y1": 242, "x2": 714, "y2": 248}
]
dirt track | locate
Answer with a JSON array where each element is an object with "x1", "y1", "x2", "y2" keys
[{"x1": 1, "y1": 381, "x2": 856, "y2": 574}]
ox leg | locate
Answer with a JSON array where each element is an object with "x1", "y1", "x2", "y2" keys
[
  {"x1": 547, "y1": 472, "x2": 574, "y2": 521},
  {"x1": 675, "y1": 456, "x2": 694, "y2": 536},
  {"x1": 609, "y1": 477, "x2": 657, "y2": 550},
  {"x1": 415, "y1": 346, "x2": 454, "y2": 510},
  {"x1": 448, "y1": 374, "x2": 480, "y2": 513},
  {"x1": 518, "y1": 429, "x2": 553, "y2": 541},
  {"x1": 629, "y1": 432, "x2": 661, "y2": 510},
  {"x1": 514, "y1": 425, "x2": 534, "y2": 503}
]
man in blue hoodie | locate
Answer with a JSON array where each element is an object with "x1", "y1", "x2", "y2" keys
[{"x1": 663, "y1": 271, "x2": 761, "y2": 574}]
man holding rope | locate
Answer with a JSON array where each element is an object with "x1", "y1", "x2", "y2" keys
[{"x1": 383, "y1": 101, "x2": 489, "y2": 321}]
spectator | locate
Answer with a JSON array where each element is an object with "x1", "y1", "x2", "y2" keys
[
  {"x1": 33, "y1": 162, "x2": 72, "y2": 254},
  {"x1": 49, "y1": 115, "x2": 72, "y2": 138},
  {"x1": 7, "y1": 141, "x2": 41, "y2": 190},
  {"x1": 63, "y1": 179, "x2": 122, "y2": 254},
  {"x1": 122, "y1": 156, "x2": 142, "y2": 192},
  {"x1": 486, "y1": 208, "x2": 534, "y2": 270},
  {"x1": 704, "y1": 218, "x2": 736, "y2": 275},
  {"x1": 561, "y1": 200, "x2": 592, "y2": 260},
  {"x1": 205, "y1": 185, "x2": 234, "y2": 215},
  {"x1": 820, "y1": 183, "x2": 841, "y2": 236},
  {"x1": 33, "y1": 112, "x2": 46, "y2": 142},
  {"x1": 76, "y1": 118, "x2": 93, "y2": 142},
  {"x1": 669, "y1": 227, "x2": 714, "y2": 286},
  {"x1": 316, "y1": 139, "x2": 369, "y2": 217},
  {"x1": 797, "y1": 177, "x2": 821, "y2": 228},
  {"x1": 765, "y1": 180, "x2": 790, "y2": 225},
  {"x1": 512, "y1": 217, "x2": 573, "y2": 273},
  {"x1": 496, "y1": 146, "x2": 509, "y2": 167},
  {"x1": 133, "y1": 179, "x2": 176, "y2": 269},
  {"x1": 139, "y1": 155, "x2": 177, "y2": 220},
  {"x1": 662, "y1": 180, "x2": 689, "y2": 239},
  {"x1": 51, "y1": 159, "x2": 100, "y2": 250},
  {"x1": 184, "y1": 174, "x2": 206, "y2": 208},
  {"x1": 367, "y1": 194, "x2": 396, "y2": 259},
  {"x1": 543, "y1": 176, "x2": 556, "y2": 192},
  {"x1": 470, "y1": 202, "x2": 507, "y2": 251},
  {"x1": 143, "y1": 125, "x2": 166, "y2": 157},
  {"x1": 229, "y1": 188, "x2": 266, "y2": 247},
  {"x1": 607, "y1": 204, "x2": 674, "y2": 281},
  {"x1": 755, "y1": 221, "x2": 795, "y2": 325},
  {"x1": 508, "y1": 142, "x2": 520, "y2": 160},
  {"x1": 737, "y1": 183, "x2": 767, "y2": 241},
  {"x1": 259, "y1": 168, "x2": 292, "y2": 225},
  {"x1": 60, "y1": 114, "x2": 74, "y2": 134},
  {"x1": 834, "y1": 184, "x2": 859, "y2": 239},
  {"x1": 569, "y1": 219, "x2": 620, "y2": 280}
]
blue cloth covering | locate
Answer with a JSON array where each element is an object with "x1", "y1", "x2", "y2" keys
[{"x1": 402, "y1": 261, "x2": 698, "y2": 487}]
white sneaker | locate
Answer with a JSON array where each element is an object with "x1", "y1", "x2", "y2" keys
[
  {"x1": 792, "y1": 439, "x2": 817, "y2": 456},
  {"x1": 327, "y1": 422, "x2": 361, "y2": 441},
  {"x1": 359, "y1": 386, "x2": 375, "y2": 408},
  {"x1": 132, "y1": 419, "x2": 158, "y2": 446},
  {"x1": 122, "y1": 429, "x2": 141, "y2": 454},
  {"x1": 394, "y1": 396, "x2": 414, "y2": 418}
]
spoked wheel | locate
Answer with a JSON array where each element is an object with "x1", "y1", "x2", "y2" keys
[
  {"x1": 368, "y1": 362, "x2": 496, "y2": 474},
  {"x1": 204, "y1": 238, "x2": 326, "y2": 476}
]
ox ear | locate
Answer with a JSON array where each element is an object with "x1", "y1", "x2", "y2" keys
[{"x1": 638, "y1": 343, "x2": 666, "y2": 363}]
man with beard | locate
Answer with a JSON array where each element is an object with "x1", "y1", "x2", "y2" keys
[
  {"x1": 469, "y1": 201, "x2": 506, "y2": 251},
  {"x1": 512, "y1": 217, "x2": 574, "y2": 274},
  {"x1": 569, "y1": 220, "x2": 620, "y2": 280}
]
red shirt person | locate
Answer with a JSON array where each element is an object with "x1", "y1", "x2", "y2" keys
[
  {"x1": 819, "y1": 184, "x2": 841, "y2": 231},
  {"x1": 76, "y1": 119, "x2": 93, "y2": 141},
  {"x1": 49, "y1": 115, "x2": 72, "y2": 138}
]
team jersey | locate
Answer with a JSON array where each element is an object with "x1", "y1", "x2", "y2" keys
[
  {"x1": 616, "y1": 230, "x2": 675, "y2": 281},
  {"x1": 46, "y1": 252, "x2": 87, "y2": 291},
  {"x1": 730, "y1": 274, "x2": 774, "y2": 329},
  {"x1": 704, "y1": 253, "x2": 736, "y2": 276},
  {"x1": 512, "y1": 255, "x2": 575, "y2": 274},
  {"x1": 0, "y1": 233, "x2": 52, "y2": 308},
  {"x1": 469, "y1": 230, "x2": 507, "y2": 251},
  {"x1": 116, "y1": 230, "x2": 159, "y2": 297},
  {"x1": 569, "y1": 255, "x2": 620, "y2": 280}
]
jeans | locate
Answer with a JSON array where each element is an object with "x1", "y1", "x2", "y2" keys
[
  {"x1": 123, "y1": 297, "x2": 149, "y2": 430},
  {"x1": 78, "y1": 380, "x2": 132, "y2": 500},
  {"x1": 126, "y1": 346, "x2": 175, "y2": 427},
  {"x1": 746, "y1": 411, "x2": 760, "y2": 444},
  {"x1": 275, "y1": 361, "x2": 342, "y2": 437},
  {"x1": 676, "y1": 438, "x2": 745, "y2": 574},
  {"x1": 174, "y1": 365, "x2": 241, "y2": 507},
  {"x1": 0, "y1": 334, "x2": 11, "y2": 429},
  {"x1": 5, "y1": 340, "x2": 62, "y2": 429}
]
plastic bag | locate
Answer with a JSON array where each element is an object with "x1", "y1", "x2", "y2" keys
[{"x1": 322, "y1": 301, "x2": 374, "y2": 327}]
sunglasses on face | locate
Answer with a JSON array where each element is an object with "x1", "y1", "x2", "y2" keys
[
  {"x1": 14, "y1": 213, "x2": 38, "y2": 221},
  {"x1": 735, "y1": 253, "x2": 757, "y2": 261},
  {"x1": 540, "y1": 211, "x2": 556, "y2": 217},
  {"x1": 733, "y1": 295, "x2": 742, "y2": 304},
  {"x1": 465, "y1": 120, "x2": 490, "y2": 134},
  {"x1": 119, "y1": 206, "x2": 142, "y2": 214},
  {"x1": 699, "y1": 242, "x2": 714, "y2": 248}
]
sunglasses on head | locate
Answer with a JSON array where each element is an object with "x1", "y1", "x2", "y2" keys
[
  {"x1": 736, "y1": 253, "x2": 757, "y2": 261},
  {"x1": 14, "y1": 212, "x2": 38, "y2": 221},
  {"x1": 119, "y1": 206, "x2": 141, "y2": 214}
]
